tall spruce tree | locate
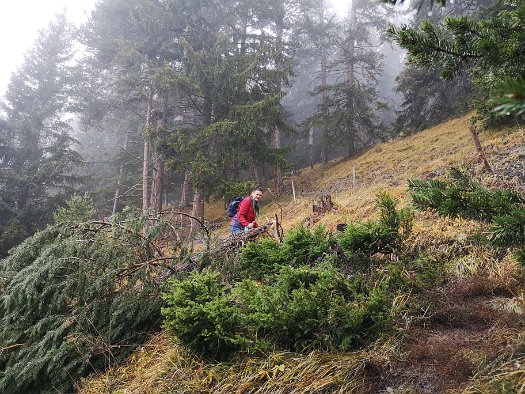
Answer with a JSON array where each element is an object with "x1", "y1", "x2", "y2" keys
[
  {"x1": 306, "y1": 0, "x2": 388, "y2": 158},
  {"x1": 80, "y1": 0, "x2": 181, "y2": 215},
  {"x1": 0, "y1": 14, "x2": 83, "y2": 256},
  {"x1": 156, "y1": 0, "x2": 294, "y2": 223},
  {"x1": 390, "y1": 0, "x2": 489, "y2": 134}
]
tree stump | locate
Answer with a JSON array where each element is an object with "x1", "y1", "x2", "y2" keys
[{"x1": 313, "y1": 195, "x2": 333, "y2": 216}]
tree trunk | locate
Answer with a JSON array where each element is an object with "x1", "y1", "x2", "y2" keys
[
  {"x1": 150, "y1": 156, "x2": 164, "y2": 213},
  {"x1": 142, "y1": 85, "x2": 154, "y2": 215},
  {"x1": 346, "y1": 0, "x2": 357, "y2": 158},
  {"x1": 273, "y1": 8, "x2": 285, "y2": 195},
  {"x1": 191, "y1": 187, "x2": 205, "y2": 233},
  {"x1": 190, "y1": 95, "x2": 212, "y2": 230},
  {"x1": 179, "y1": 171, "x2": 191, "y2": 208},
  {"x1": 309, "y1": 127, "x2": 315, "y2": 169},
  {"x1": 112, "y1": 133, "x2": 129, "y2": 215},
  {"x1": 319, "y1": 0, "x2": 329, "y2": 164},
  {"x1": 151, "y1": 91, "x2": 168, "y2": 213},
  {"x1": 273, "y1": 125, "x2": 282, "y2": 195}
]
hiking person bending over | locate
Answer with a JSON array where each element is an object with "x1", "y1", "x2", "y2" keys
[{"x1": 230, "y1": 187, "x2": 263, "y2": 234}]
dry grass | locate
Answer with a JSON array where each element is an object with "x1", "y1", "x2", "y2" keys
[
  {"x1": 80, "y1": 114, "x2": 525, "y2": 393},
  {"x1": 207, "y1": 114, "x2": 524, "y2": 233},
  {"x1": 79, "y1": 333, "x2": 384, "y2": 394}
]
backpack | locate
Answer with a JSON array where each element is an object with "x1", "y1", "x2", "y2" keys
[{"x1": 227, "y1": 196, "x2": 245, "y2": 217}]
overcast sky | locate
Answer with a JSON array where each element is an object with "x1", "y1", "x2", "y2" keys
[
  {"x1": 0, "y1": 0, "x2": 98, "y2": 97},
  {"x1": 0, "y1": 0, "x2": 349, "y2": 98}
]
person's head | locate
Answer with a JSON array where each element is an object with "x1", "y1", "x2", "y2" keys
[{"x1": 251, "y1": 187, "x2": 264, "y2": 202}]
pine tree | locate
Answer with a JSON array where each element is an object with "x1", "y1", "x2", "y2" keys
[
  {"x1": 306, "y1": 0, "x2": 388, "y2": 158},
  {"x1": 155, "y1": 0, "x2": 294, "y2": 222},
  {"x1": 0, "y1": 14, "x2": 83, "y2": 256},
  {"x1": 387, "y1": 0, "x2": 525, "y2": 125},
  {"x1": 80, "y1": 0, "x2": 182, "y2": 215}
]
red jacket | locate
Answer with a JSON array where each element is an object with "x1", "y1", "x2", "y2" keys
[{"x1": 232, "y1": 196, "x2": 259, "y2": 228}]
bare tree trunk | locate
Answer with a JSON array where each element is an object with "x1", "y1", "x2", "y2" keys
[
  {"x1": 191, "y1": 188, "x2": 205, "y2": 232},
  {"x1": 273, "y1": 125, "x2": 282, "y2": 195},
  {"x1": 319, "y1": 0, "x2": 329, "y2": 164},
  {"x1": 112, "y1": 134, "x2": 129, "y2": 215},
  {"x1": 179, "y1": 171, "x2": 191, "y2": 208},
  {"x1": 151, "y1": 156, "x2": 164, "y2": 212},
  {"x1": 346, "y1": 0, "x2": 357, "y2": 158},
  {"x1": 190, "y1": 95, "x2": 212, "y2": 230},
  {"x1": 273, "y1": 8, "x2": 285, "y2": 195},
  {"x1": 309, "y1": 127, "x2": 315, "y2": 169},
  {"x1": 142, "y1": 85, "x2": 154, "y2": 215},
  {"x1": 151, "y1": 91, "x2": 168, "y2": 213}
]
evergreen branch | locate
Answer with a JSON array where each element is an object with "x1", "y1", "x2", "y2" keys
[{"x1": 89, "y1": 220, "x2": 165, "y2": 257}]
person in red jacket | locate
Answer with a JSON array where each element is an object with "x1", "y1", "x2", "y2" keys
[{"x1": 230, "y1": 187, "x2": 263, "y2": 234}]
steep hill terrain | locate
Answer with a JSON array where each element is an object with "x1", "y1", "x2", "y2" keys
[{"x1": 80, "y1": 114, "x2": 525, "y2": 393}]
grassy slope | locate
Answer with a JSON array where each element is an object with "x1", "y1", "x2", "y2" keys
[{"x1": 80, "y1": 114, "x2": 525, "y2": 393}]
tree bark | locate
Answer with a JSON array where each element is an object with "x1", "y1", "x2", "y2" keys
[
  {"x1": 142, "y1": 85, "x2": 154, "y2": 215},
  {"x1": 308, "y1": 127, "x2": 315, "y2": 169},
  {"x1": 346, "y1": 0, "x2": 357, "y2": 158},
  {"x1": 190, "y1": 94, "x2": 212, "y2": 230},
  {"x1": 273, "y1": 125, "x2": 282, "y2": 195},
  {"x1": 151, "y1": 91, "x2": 168, "y2": 213},
  {"x1": 469, "y1": 124, "x2": 492, "y2": 172},
  {"x1": 273, "y1": 6, "x2": 285, "y2": 195},
  {"x1": 190, "y1": 187, "x2": 205, "y2": 233},
  {"x1": 112, "y1": 134, "x2": 129, "y2": 215},
  {"x1": 319, "y1": 0, "x2": 329, "y2": 164},
  {"x1": 179, "y1": 171, "x2": 191, "y2": 208}
]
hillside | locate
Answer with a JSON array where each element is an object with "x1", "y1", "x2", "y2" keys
[{"x1": 80, "y1": 114, "x2": 525, "y2": 393}]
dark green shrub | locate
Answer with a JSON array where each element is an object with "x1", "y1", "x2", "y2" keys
[
  {"x1": 237, "y1": 225, "x2": 333, "y2": 279},
  {"x1": 408, "y1": 167, "x2": 524, "y2": 221},
  {"x1": 233, "y1": 265, "x2": 391, "y2": 352},
  {"x1": 337, "y1": 193, "x2": 413, "y2": 257},
  {"x1": 162, "y1": 265, "x2": 393, "y2": 357},
  {"x1": 337, "y1": 221, "x2": 397, "y2": 257},
  {"x1": 238, "y1": 238, "x2": 284, "y2": 280},
  {"x1": 0, "y1": 197, "x2": 165, "y2": 394},
  {"x1": 489, "y1": 208, "x2": 525, "y2": 247},
  {"x1": 280, "y1": 225, "x2": 333, "y2": 266},
  {"x1": 377, "y1": 192, "x2": 414, "y2": 241},
  {"x1": 162, "y1": 271, "x2": 247, "y2": 360}
]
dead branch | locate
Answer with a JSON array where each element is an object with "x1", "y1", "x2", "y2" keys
[
  {"x1": 158, "y1": 209, "x2": 210, "y2": 241},
  {"x1": 1, "y1": 343, "x2": 25, "y2": 353}
]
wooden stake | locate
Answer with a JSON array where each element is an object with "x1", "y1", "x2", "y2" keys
[{"x1": 469, "y1": 124, "x2": 492, "y2": 172}]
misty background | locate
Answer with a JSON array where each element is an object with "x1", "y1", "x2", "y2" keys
[{"x1": 0, "y1": 0, "x2": 486, "y2": 255}]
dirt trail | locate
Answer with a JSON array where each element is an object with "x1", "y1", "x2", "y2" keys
[{"x1": 377, "y1": 278, "x2": 520, "y2": 393}]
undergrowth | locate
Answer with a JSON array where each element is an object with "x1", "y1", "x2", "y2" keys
[
  {"x1": 161, "y1": 193, "x2": 436, "y2": 360},
  {"x1": 0, "y1": 196, "x2": 170, "y2": 394}
]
